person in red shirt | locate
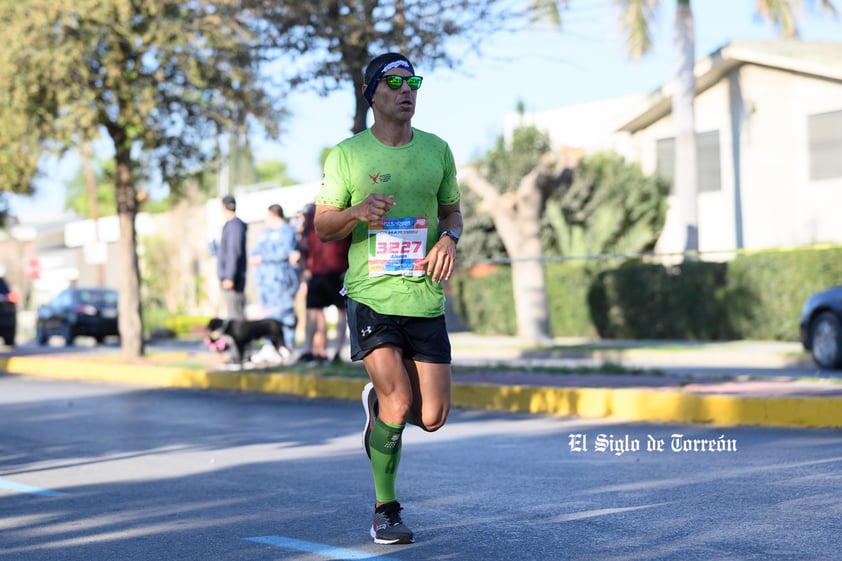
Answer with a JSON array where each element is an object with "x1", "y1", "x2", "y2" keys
[{"x1": 297, "y1": 203, "x2": 352, "y2": 363}]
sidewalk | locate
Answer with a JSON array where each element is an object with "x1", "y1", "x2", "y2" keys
[{"x1": 2, "y1": 333, "x2": 841, "y2": 429}]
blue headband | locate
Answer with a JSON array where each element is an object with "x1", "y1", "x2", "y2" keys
[{"x1": 364, "y1": 60, "x2": 415, "y2": 105}]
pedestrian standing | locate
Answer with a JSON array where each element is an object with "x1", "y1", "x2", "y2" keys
[
  {"x1": 313, "y1": 52, "x2": 462, "y2": 545},
  {"x1": 249, "y1": 204, "x2": 299, "y2": 359},
  {"x1": 297, "y1": 203, "x2": 351, "y2": 365},
  {"x1": 217, "y1": 195, "x2": 247, "y2": 321}
]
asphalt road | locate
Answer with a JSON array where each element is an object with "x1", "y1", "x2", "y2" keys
[{"x1": 2, "y1": 374, "x2": 841, "y2": 561}]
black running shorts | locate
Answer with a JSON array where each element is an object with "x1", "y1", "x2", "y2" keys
[{"x1": 347, "y1": 298, "x2": 452, "y2": 364}]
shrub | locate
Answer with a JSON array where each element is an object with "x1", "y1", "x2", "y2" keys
[{"x1": 451, "y1": 246, "x2": 842, "y2": 342}]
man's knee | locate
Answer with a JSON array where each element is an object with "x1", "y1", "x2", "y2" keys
[
  {"x1": 378, "y1": 392, "x2": 414, "y2": 425},
  {"x1": 418, "y1": 406, "x2": 449, "y2": 432}
]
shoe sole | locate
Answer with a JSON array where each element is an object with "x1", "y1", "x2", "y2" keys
[
  {"x1": 361, "y1": 382, "x2": 376, "y2": 459},
  {"x1": 370, "y1": 526, "x2": 415, "y2": 544}
]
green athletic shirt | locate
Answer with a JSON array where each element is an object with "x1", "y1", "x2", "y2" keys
[{"x1": 317, "y1": 127, "x2": 460, "y2": 317}]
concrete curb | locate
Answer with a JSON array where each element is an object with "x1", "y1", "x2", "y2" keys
[
  {"x1": 450, "y1": 384, "x2": 842, "y2": 429},
  {"x1": 3, "y1": 355, "x2": 842, "y2": 429}
]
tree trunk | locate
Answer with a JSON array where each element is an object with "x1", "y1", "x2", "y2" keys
[
  {"x1": 673, "y1": 0, "x2": 699, "y2": 255},
  {"x1": 460, "y1": 161, "x2": 566, "y2": 344},
  {"x1": 510, "y1": 174, "x2": 550, "y2": 344},
  {"x1": 509, "y1": 240, "x2": 550, "y2": 344},
  {"x1": 352, "y1": 74, "x2": 369, "y2": 134},
  {"x1": 113, "y1": 144, "x2": 145, "y2": 359}
]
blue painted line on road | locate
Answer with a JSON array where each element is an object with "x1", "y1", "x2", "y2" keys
[
  {"x1": 0, "y1": 478, "x2": 68, "y2": 497},
  {"x1": 243, "y1": 535, "x2": 405, "y2": 560}
]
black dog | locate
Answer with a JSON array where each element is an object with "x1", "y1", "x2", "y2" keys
[{"x1": 205, "y1": 318, "x2": 290, "y2": 368}]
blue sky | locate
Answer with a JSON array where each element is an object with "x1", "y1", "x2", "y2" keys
[{"x1": 8, "y1": 0, "x2": 842, "y2": 219}]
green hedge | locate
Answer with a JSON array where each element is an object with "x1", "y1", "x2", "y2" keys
[
  {"x1": 727, "y1": 247, "x2": 842, "y2": 340},
  {"x1": 163, "y1": 314, "x2": 212, "y2": 338},
  {"x1": 141, "y1": 308, "x2": 212, "y2": 339},
  {"x1": 451, "y1": 264, "x2": 516, "y2": 335},
  {"x1": 546, "y1": 262, "x2": 600, "y2": 338},
  {"x1": 450, "y1": 246, "x2": 842, "y2": 342}
]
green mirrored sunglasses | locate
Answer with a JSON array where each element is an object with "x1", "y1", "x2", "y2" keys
[{"x1": 381, "y1": 74, "x2": 423, "y2": 90}]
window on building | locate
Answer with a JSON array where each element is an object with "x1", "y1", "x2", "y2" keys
[
  {"x1": 655, "y1": 130, "x2": 722, "y2": 194},
  {"x1": 808, "y1": 109, "x2": 842, "y2": 181},
  {"x1": 656, "y1": 137, "x2": 675, "y2": 187}
]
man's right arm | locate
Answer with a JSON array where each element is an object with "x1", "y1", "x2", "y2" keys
[
  {"x1": 313, "y1": 205, "x2": 359, "y2": 242},
  {"x1": 314, "y1": 194, "x2": 396, "y2": 242}
]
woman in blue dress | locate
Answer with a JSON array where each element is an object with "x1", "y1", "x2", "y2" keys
[{"x1": 250, "y1": 204, "x2": 300, "y2": 358}]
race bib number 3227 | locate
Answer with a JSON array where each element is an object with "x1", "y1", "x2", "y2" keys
[{"x1": 368, "y1": 217, "x2": 428, "y2": 277}]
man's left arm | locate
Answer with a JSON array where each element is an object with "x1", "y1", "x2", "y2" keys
[
  {"x1": 438, "y1": 201, "x2": 462, "y2": 240},
  {"x1": 419, "y1": 200, "x2": 462, "y2": 283}
]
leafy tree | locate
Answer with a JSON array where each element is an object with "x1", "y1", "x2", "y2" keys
[
  {"x1": 462, "y1": 121, "x2": 668, "y2": 342},
  {"x1": 227, "y1": 131, "x2": 259, "y2": 189},
  {"x1": 460, "y1": 124, "x2": 553, "y2": 261},
  {"x1": 0, "y1": 0, "x2": 284, "y2": 358},
  {"x1": 0, "y1": 48, "x2": 40, "y2": 201},
  {"x1": 461, "y1": 124, "x2": 572, "y2": 343},
  {"x1": 65, "y1": 155, "x2": 117, "y2": 218},
  {"x1": 0, "y1": 196, "x2": 12, "y2": 228},
  {"x1": 255, "y1": 160, "x2": 299, "y2": 186},
  {"x1": 543, "y1": 152, "x2": 669, "y2": 258},
  {"x1": 256, "y1": 0, "x2": 520, "y2": 134}
]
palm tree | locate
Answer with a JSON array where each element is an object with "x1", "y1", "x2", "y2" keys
[{"x1": 532, "y1": 0, "x2": 838, "y2": 256}]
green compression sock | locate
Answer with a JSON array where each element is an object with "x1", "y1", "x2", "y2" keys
[{"x1": 369, "y1": 418, "x2": 404, "y2": 503}]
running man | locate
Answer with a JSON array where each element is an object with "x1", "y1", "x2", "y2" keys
[{"x1": 313, "y1": 52, "x2": 462, "y2": 545}]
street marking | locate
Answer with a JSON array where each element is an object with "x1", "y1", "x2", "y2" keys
[
  {"x1": 546, "y1": 502, "x2": 671, "y2": 523},
  {"x1": 0, "y1": 478, "x2": 68, "y2": 497},
  {"x1": 243, "y1": 535, "x2": 405, "y2": 560}
]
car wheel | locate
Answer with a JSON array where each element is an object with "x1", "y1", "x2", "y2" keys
[
  {"x1": 809, "y1": 311, "x2": 842, "y2": 369},
  {"x1": 36, "y1": 325, "x2": 48, "y2": 346},
  {"x1": 1, "y1": 332, "x2": 13, "y2": 347},
  {"x1": 94, "y1": 336, "x2": 105, "y2": 345},
  {"x1": 62, "y1": 323, "x2": 75, "y2": 347}
]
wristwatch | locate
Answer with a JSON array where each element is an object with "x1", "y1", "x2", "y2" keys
[{"x1": 440, "y1": 229, "x2": 460, "y2": 244}]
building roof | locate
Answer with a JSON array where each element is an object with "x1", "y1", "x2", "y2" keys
[{"x1": 616, "y1": 40, "x2": 842, "y2": 132}]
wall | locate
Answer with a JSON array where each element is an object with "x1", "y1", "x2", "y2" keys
[{"x1": 736, "y1": 64, "x2": 842, "y2": 249}]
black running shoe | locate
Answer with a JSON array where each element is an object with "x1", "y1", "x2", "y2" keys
[
  {"x1": 361, "y1": 382, "x2": 378, "y2": 459},
  {"x1": 370, "y1": 501, "x2": 414, "y2": 544}
]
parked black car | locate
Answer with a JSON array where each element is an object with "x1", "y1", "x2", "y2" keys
[
  {"x1": 799, "y1": 285, "x2": 842, "y2": 369},
  {"x1": 36, "y1": 287, "x2": 119, "y2": 346},
  {"x1": 0, "y1": 276, "x2": 18, "y2": 347}
]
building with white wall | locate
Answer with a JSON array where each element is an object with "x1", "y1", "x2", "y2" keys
[
  {"x1": 618, "y1": 40, "x2": 842, "y2": 254},
  {"x1": 506, "y1": 40, "x2": 842, "y2": 257}
]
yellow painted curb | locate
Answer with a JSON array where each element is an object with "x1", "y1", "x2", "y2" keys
[
  {"x1": 449, "y1": 384, "x2": 842, "y2": 428},
  {"x1": 2, "y1": 356, "x2": 365, "y2": 401},
  {"x1": 4, "y1": 356, "x2": 842, "y2": 429}
]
